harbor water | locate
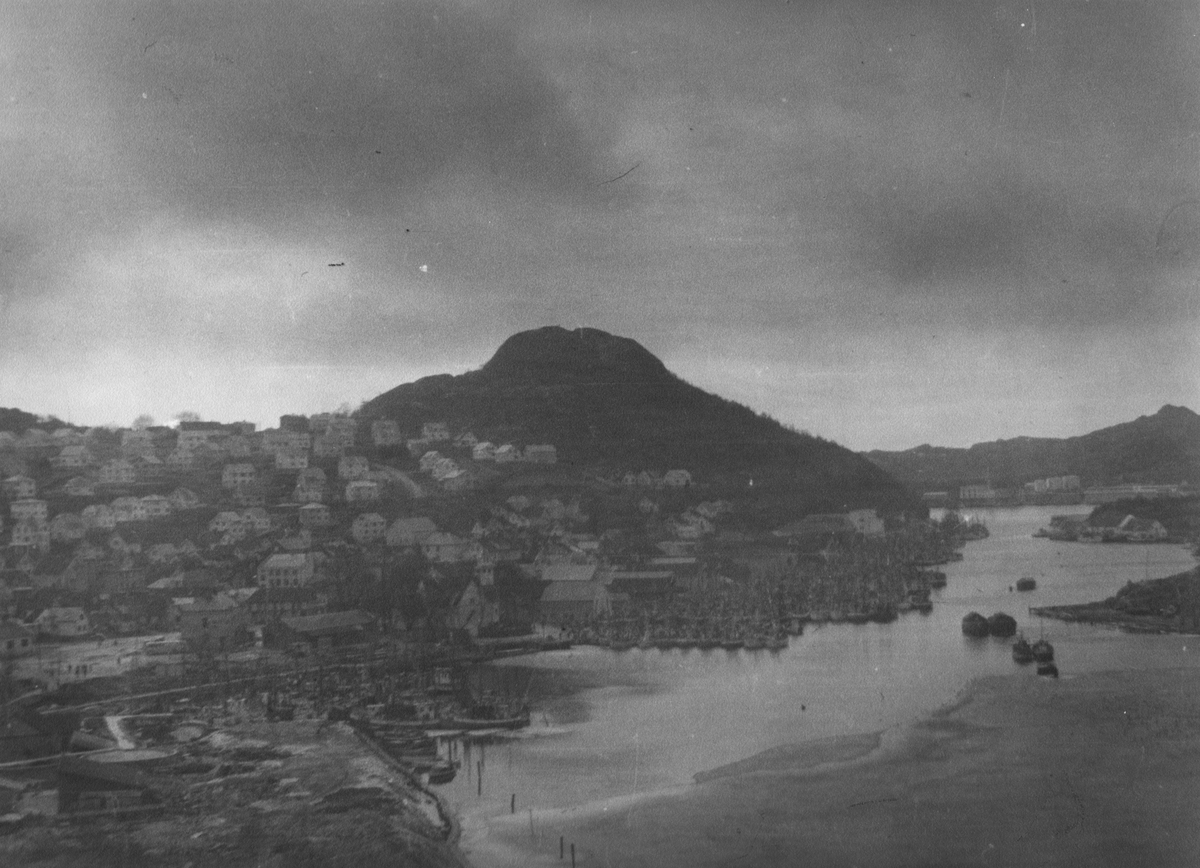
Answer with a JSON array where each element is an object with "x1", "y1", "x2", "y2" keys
[{"x1": 441, "y1": 506, "x2": 1199, "y2": 854}]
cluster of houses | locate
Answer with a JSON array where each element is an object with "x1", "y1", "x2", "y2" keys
[
  {"x1": 0, "y1": 412, "x2": 906, "y2": 682},
  {"x1": 1036, "y1": 513, "x2": 1170, "y2": 543}
]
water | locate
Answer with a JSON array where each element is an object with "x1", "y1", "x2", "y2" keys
[{"x1": 441, "y1": 506, "x2": 1198, "y2": 837}]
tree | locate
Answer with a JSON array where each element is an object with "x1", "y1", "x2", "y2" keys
[
  {"x1": 132, "y1": 414, "x2": 155, "y2": 430},
  {"x1": 176, "y1": 411, "x2": 202, "y2": 424}
]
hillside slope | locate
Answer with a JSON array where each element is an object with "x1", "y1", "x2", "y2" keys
[
  {"x1": 864, "y1": 405, "x2": 1200, "y2": 489},
  {"x1": 359, "y1": 326, "x2": 917, "y2": 514}
]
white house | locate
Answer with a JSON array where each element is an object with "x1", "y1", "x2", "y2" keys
[
  {"x1": 472, "y1": 441, "x2": 497, "y2": 461},
  {"x1": 99, "y1": 459, "x2": 137, "y2": 485},
  {"x1": 111, "y1": 496, "x2": 147, "y2": 523},
  {"x1": 494, "y1": 444, "x2": 521, "y2": 463},
  {"x1": 662, "y1": 469, "x2": 692, "y2": 488},
  {"x1": 11, "y1": 519, "x2": 50, "y2": 550},
  {"x1": 51, "y1": 444, "x2": 95, "y2": 469}
]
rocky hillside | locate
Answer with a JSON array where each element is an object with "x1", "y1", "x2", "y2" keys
[{"x1": 359, "y1": 326, "x2": 918, "y2": 515}]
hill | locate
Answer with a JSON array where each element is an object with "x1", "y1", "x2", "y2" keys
[
  {"x1": 0, "y1": 406, "x2": 73, "y2": 434},
  {"x1": 358, "y1": 326, "x2": 918, "y2": 517},
  {"x1": 864, "y1": 405, "x2": 1200, "y2": 490}
]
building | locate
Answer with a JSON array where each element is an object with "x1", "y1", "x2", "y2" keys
[
  {"x1": 11, "y1": 519, "x2": 50, "y2": 550},
  {"x1": 168, "y1": 487, "x2": 202, "y2": 510},
  {"x1": 257, "y1": 553, "x2": 316, "y2": 588},
  {"x1": 539, "y1": 580, "x2": 611, "y2": 624},
  {"x1": 51, "y1": 445, "x2": 95, "y2": 469},
  {"x1": 11, "y1": 499, "x2": 48, "y2": 524},
  {"x1": 34, "y1": 607, "x2": 91, "y2": 639},
  {"x1": 140, "y1": 495, "x2": 172, "y2": 519},
  {"x1": 111, "y1": 497, "x2": 148, "y2": 523},
  {"x1": 298, "y1": 503, "x2": 332, "y2": 527},
  {"x1": 2, "y1": 476, "x2": 36, "y2": 500},
  {"x1": 222, "y1": 463, "x2": 257, "y2": 489},
  {"x1": 846, "y1": 508, "x2": 886, "y2": 537},
  {"x1": 421, "y1": 422, "x2": 450, "y2": 441},
  {"x1": 278, "y1": 610, "x2": 376, "y2": 652},
  {"x1": 472, "y1": 442, "x2": 497, "y2": 461},
  {"x1": 275, "y1": 449, "x2": 309, "y2": 470},
  {"x1": 345, "y1": 480, "x2": 380, "y2": 502},
  {"x1": 81, "y1": 504, "x2": 116, "y2": 530},
  {"x1": 99, "y1": 459, "x2": 136, "y2": 486},
  {"x1": 175, "y1": 593, "x2": 249, "y2": 652},
  {"x1": 662, "y1": 469, "x2": 692, "y2": 487},
  {"x1": 422, "y1": 532, "x2": 473, "y2": 563},
  {"x1": 958, "y1": 484, "x2": 997, "y2": 504},
  {"x1": 371, "y1": 419, "x2": 403, "y2": 447},
  {"x1": 338, "y1": 455, "x2": 371, "y2": 480},
  {"x1": 351, "y1": 512, "x2": 387, "y2": 544},
  {"x1": 0, "y1": 620, "x2": 35, "y2": 660}
]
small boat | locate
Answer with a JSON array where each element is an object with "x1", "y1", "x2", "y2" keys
[
  {"x1": 1012, "y1": 636, "x2": 1034, "y2": 664},
  {"x1": 987, "y1": 612, "x2": 1018, "y2": 638},
  {"x1": 425, "y1": 762, "x2": 458, "y2": 785},
  {"x1": 1036, "y1": 661, "x2": 1059, "y2": 678},
  {"x1": 1031, "y1": 638, "x2": 1055, "y2": 663},
  {"x1": 962, "y1": 612, "x2": 990, "y2": 637},
  {"x1": 1015, "y1": 577, "x2": 1037, "y2": 592}
]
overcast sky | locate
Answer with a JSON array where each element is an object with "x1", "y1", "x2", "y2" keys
[{"x1": 2, "y1": 0, "x2": 1197, "y2": 449}]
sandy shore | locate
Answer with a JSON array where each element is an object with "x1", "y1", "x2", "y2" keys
[{"x1": 465, "y1": 667, "x2": 1200, "y2": 867}]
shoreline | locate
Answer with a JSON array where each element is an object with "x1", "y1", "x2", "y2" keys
[{"x1": 460, "y1": 666, "x2": 1200, "y2": 867}]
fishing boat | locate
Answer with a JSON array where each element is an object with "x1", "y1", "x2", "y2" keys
[
  {"x1": 987, "y1": 612, "x2": 1018, "y2": 637},
  {"x1": 1015, "y1": 577, "x2": 1037, "y2": 592},
  {"x1": 1036, "y1": 661, "x2": 1059, "y2": 678},
  {"x1": 1031, "y1": 638, "x2": 1055, "y2": 663},
  {"x1": 1012, "y1": 635, "x2": 1034, "y2": 664},
  {"x1": 961, "y1": 612, "x2": 990, "y2": 637}
]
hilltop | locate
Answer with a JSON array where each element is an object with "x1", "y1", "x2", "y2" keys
[
  {"x1": 864, "y1": 405, "x2": 1200, "y2": 490},
  {"x1": 358, "y1": 326, "x2": 917, "y2": 516}
]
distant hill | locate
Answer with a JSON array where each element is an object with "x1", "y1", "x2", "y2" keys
[
  {"x1": 358, "y1": 326, "x2": 918, "y2": 517},
  {"x1": 0, "y1": 407, "x2": 73, "y2": 434},
  {"x1": 864, "y1": 405, "x2": 1200, "y2": 490}
]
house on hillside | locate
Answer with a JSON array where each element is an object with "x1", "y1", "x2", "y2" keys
[
  {"x1": 111, "y1": 497, "x2": 147, "y2": 523},
  {"x1": 62, "y1": 477, "x2": 96, "y2": 498},
  {"x1": 298, "y1": 503, "x2": 332, "y2": 528},
  {"x1": 34, "y1": 607, "x2": 91, "y2": 639},
  {"x1": 275, "y1": 449, "x2": 308, "y2": 470},
  {"x1": 2, "y1": 476, "x2": 36, "y2": 500},
  {"x1": 345, "y1": 480, "x2": 380, "y2": 502},
  {"x1": 662, "y1": 469, "x2": 692, "y2": 487},
  {"x1": 81, "y1": 504, "x2": 116, "y2": 530},
  {"x1": 10, "y1": 499, "x2": 48, "y2": 524},
  {"x1": 168, "y1": 487, "x2": 201, "y2": 511},
  {"x1": 257, "y1": 552, "x2": 316, "y2": 588},
  {"x1": 222, "y1": 463, "x2": 256, "y2": 489},
  {"x1": 494, "y1": 444, "x2": 520, "y2": 463},
  {"x1": 338, "y1": 455, "x2": 371, "y2": 480},
  {"x1": 11, "y1": 519, "x2": 50, "y2": 551},
  {"x1": 51, "y1": 445, "x2": 95, "y2": 469},
  {"x1": 371, "y1": 419, "x2": 403, "y2": 447},
  {"x1": 99, "y1": 459, "x2": 136, "y2": 486},
  {"x1": 351, "y1": 513, "x2": 387, "y2": 544},
  {"x1": 472, "y1": 442, "x2": 497, "y2": 461},
  {"x1": 421, "y1": 422, "x2": 450, "y2": 442},
  {"x1": 0, "y1": 620, "x2": 35, "y2": 660},
  {"x1": 278, "y1": 610, "x2": 376, "y2": 652},
  {"x1": 846, "y1": 508, "x2": 886, "y2": 537},
  {"x1": 140, "y1": 495, "x2": 172, "y2": 519}
]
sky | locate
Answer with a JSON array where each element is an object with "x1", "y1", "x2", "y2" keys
[{"x1": 2, "y1": 0, "x2": 1198, "y2": 450}]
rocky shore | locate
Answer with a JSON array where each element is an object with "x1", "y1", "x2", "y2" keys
[
  {"x1": 468, "y1": 666, "x2": 1200, "y2": 867},
  {"x1": 1032, "y1": 566, "x2": 1200, "y2": 634}
]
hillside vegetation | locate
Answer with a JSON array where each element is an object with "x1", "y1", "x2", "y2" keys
[
  {"x1": 358, "y1": 326, "x2": 918, "y2": 518},
  {"x1": 864, "y1": 405, "x2": 1200, "y2": 489}
]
